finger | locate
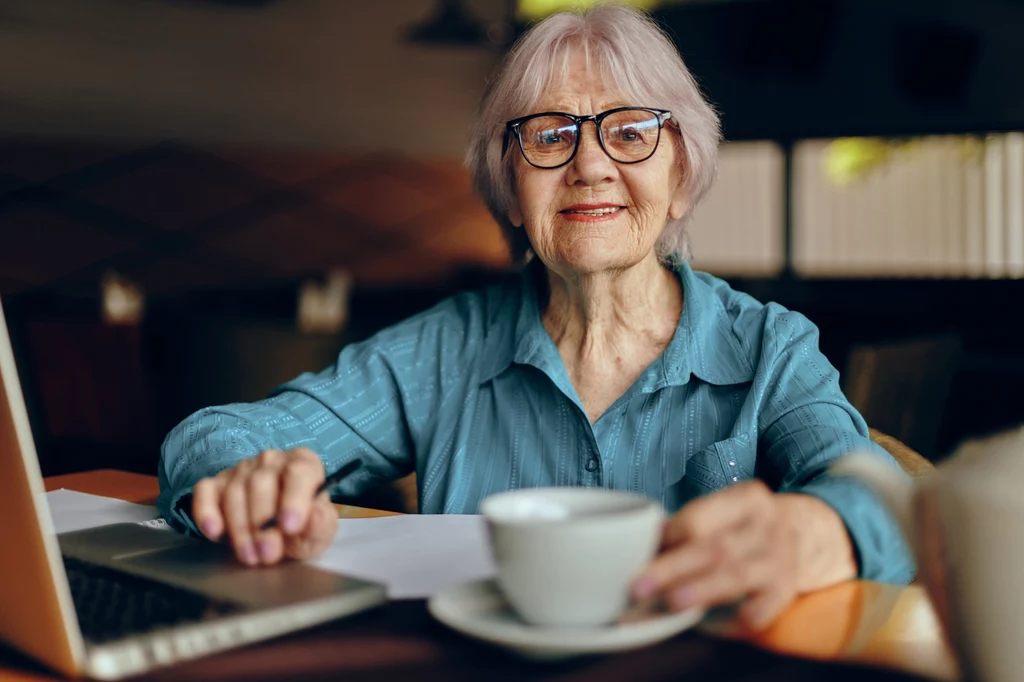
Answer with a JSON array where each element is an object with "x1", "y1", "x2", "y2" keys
[
  {"x1": 633, "y1": 537, "x2": 722, "y2": 601},
  {"x1": 665, "y1": 548, "x2": 775, "y2": 613},
  {"x1": 737, "y1": 585, "x2": 794, "y2": 630},
  {"x1": 638, "y1": 511, "x2": 769, "y2": 600},
  {"x1": 289, "y1": 446, "x2": 323, "y2": 465},
  {"x1": 191, "y1": 476, "x2": 227, "y2": 541},
  {"x1": 246, "y1": 462, "x2": 283, "y2": 529},
  {"x1": 284, "y1": 499, "x2": 338, "y2": 561},
  {"x1": 246, "y1": 463, "x2": 285, "y2": 564},
  {"x1": 641, "y1": 485, "x2": 773, "y2": 598},
  {"x1": 254, "y1": 529, "x2": 285, "y2": 565},
  {"x1": 662, "y1": 481, "x2": 773, "y2": 546},
  {"x1": 277, "y1": 452, "x2": 327, "y2": 535},
  {"x1": 221, "y1": 473, "x2": 259, "y2": 566}
]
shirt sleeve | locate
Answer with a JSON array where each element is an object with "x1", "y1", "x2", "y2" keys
[
  {"x1": 156, "y1": 291, "x2": 488, "y2": 535},
  {"x1": 157, "y1": 339, "x2": 416, "y2": 535},
  {"x1": 754, "y1": 306, "x2": 916, "y2": 584}
]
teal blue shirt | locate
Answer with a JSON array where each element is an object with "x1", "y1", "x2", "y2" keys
[{"x1": 158, "y1": 262, "x2": 914, "y2": 583}]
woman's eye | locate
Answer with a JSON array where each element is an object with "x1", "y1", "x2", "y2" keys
[
  {"x1": 530, "y1": 123, "x2": 575, "y2": 146},
  {"x1": 618, "y1": 128, "x2": 642, "y2": 142},
  {"x1": 538, "y1": 127, "x2": 575, "y2": 145}
]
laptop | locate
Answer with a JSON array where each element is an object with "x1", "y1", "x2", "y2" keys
[{"x1": 0, "y1": 298, "x2": 387, "y2": 680}]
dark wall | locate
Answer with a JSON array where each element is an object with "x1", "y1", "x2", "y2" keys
[{"x1": 655, "y1": 0, "x2": 1024, "y2": 140}]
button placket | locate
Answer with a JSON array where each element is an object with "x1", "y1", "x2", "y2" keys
[{"x1": 577, "y1": 407, "x2": 603, "y2": 482}]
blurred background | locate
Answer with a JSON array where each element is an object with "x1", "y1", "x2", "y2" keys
[{"x1": 2, "y1": 0, "x2": 1023, "y2": 480}]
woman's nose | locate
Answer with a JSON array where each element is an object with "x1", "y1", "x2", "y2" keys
[{"x1": 567, "y1": 123, "x2": 616, "y2": 186}]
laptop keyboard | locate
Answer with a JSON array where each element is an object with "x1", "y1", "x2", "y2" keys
[{"x1": 63, "y1": 556, "x2": 244, "y2": 643}]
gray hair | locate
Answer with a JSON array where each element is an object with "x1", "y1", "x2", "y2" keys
[{"x1": 465, "y1": 4, "x2": 721, "y2": 265}]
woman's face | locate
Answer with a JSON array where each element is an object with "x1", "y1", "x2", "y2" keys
[{"x1": 508, "y1": 53, "x2": 687, "y2": 277}]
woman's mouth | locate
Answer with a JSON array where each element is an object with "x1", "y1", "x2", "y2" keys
[{"x1": 559, "y1": 204, "x2": 625, "y2": 221}]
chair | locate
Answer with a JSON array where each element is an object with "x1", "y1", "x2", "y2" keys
[
  {"x1": 844, "y1": 334, "x2": 961, "y2": 460},
  {"x1": 352, "y1": 473, "x2": 418, "y2": 514},
  {"x1": 869, "y1": 428, "x2": 934, "y2": 478},
  {"x1": 868, "y1": 428, "x2": 931, "y2": 583}
]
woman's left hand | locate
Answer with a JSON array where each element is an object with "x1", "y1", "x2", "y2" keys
[{"x1": 632, "y1": 480, "x2": 854, "y2": 630}]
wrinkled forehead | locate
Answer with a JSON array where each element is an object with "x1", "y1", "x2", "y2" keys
[{"x1": 515, "y1": 39, "x2": 650, "y2": 117}]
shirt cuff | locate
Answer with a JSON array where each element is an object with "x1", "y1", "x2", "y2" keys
[
  {"x1": 796, "y1": 475, "x2": 916, "y2": 584},
  {"x1": 172, "y1": 493, "x2": 201, "y2": 536},
  {"x1": 157, "y1": 466, "x2": 207, "y2": 537}
]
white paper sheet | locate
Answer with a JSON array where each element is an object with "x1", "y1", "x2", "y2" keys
[
  {"x1": 45, "y1": 489, "x2": 163, "y2": 533},
  {"x1": 45, "y1": 490, "x2": 496, "y2": 599},
  {"x1": 310, "y1": 514, "x2": 496, "y2": 599}
]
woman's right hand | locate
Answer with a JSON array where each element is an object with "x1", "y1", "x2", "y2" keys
[{"x1": 190, "y1": 447, "x2": 339, "y2": 566}]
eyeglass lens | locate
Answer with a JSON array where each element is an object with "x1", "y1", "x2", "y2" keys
[{"x1": 517, "y1": 109, "x2": 663, "y2": 168}]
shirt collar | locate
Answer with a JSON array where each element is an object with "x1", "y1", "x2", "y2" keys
[
  {"x1": 478, "y1": 260, "x2": 756, "y2": 387},
  {"x1": 664, "y1": 261, "x2": 756, "y2": 387},
  {"x1": 478, "y1": 261, "x2": 548, "y2": 384}
]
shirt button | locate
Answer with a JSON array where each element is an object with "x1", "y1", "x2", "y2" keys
[
  {"x1": 732, "y1": 476, "x2": 739, "y2": 482},
  {"x1": 585, "y1": 458, "x2": 599, "y2": 472},
  {"x1": 729, "y1": 461, "x2": 736, "y2": 467}
]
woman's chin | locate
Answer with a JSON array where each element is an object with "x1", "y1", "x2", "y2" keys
[{"x1": 549, "y1": 241, "x2": 649, "y2": 275}]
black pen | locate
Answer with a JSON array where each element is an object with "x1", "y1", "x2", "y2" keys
[{"x1": 260, "y1": 457, "x2": 363, "y2": 531}]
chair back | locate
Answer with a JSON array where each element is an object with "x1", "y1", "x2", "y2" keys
[
  {"x1": 869, "y1": 428, "x2": 934, "y2": 478},
  {"x1": 845, "y1": 334, "x2": 960, "y2": 459}
]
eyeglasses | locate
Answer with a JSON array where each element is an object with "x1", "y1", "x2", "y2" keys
[{"x1": 503, "y1": 107, "x2": 673, "y2": 170}]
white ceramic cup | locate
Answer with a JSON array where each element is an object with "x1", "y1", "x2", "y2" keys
[{"x1": 480, "y1": 487, "x2": 666, "y2": 628}]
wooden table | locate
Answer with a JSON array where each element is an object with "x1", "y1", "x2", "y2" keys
[{"x1": 0, "y1": 470, "x2": 960, "y2": 682}]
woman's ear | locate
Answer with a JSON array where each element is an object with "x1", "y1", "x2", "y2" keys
[
  {"x1": 668, "y1": 178, "x2": 689, "y2": 221},
  {"x1": 668, "y1": 133, "x2": 689, "y2": 221}
]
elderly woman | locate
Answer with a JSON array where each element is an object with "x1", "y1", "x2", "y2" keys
[{"x1": 158, "y1": 5, "x2": 913, "y2": 628}]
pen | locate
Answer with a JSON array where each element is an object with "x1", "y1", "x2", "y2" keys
[{"x1": 260, "y1": 457, "x2": 363, "y2": 531}]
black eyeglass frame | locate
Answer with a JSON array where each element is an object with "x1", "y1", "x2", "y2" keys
[{"x1": 502, "y1": 107, "x2": 674, "y2": 170}]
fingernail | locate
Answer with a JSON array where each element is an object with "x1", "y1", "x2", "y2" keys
[
  {"x1": 240, "y1": 544, "x2": 258, "y2": 566},
  {"x1": 281, "y1": 511, "x2": 301, "y2": 533},
  {"x1": 671, "y1": 586, "x2": 697, "y2": 610},
  {"x1": 258, "y1": 539, "x2": 275, "y2": 563},
  {"x1": 633, "y1": 576, "x2": 659, "y2": 600},
  {"x1": 200, "y1": 519, "x2": 218, "y2": 538}
]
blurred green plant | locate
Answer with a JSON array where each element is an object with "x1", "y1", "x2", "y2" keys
[
  {"x1": 823, "y1": 138, "x2": 898, "y2": 186},
  {"x1": 823, "y1": 135, "x2": 986, "y2": 186},
  {"x1": 517, "y1": 0, "x2": 664, "y2": 21}
]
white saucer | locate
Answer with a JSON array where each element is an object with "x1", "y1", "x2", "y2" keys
[{"x1": 427, "y1": 579, "x2": 705, "y2": 660}]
